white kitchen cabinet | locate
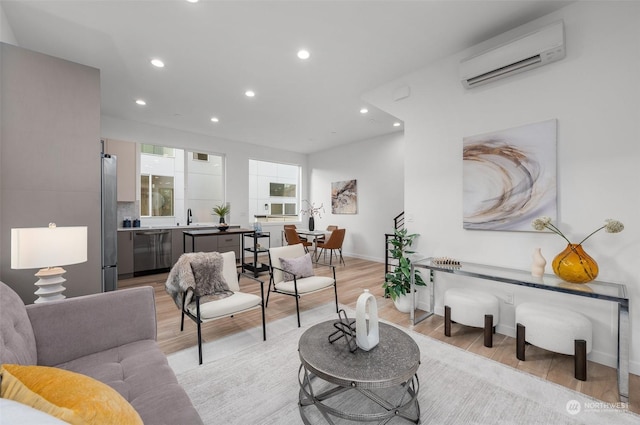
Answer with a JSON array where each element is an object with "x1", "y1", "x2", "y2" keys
[{"x1": 105, "y1": 138, "x2": 136, "y2": 202}]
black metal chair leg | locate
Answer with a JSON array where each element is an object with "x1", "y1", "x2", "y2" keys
[
  {"x1": 196, "y1": 301, "x2": 203, "y2": 365},
  {"x1": 197, "y1": 322, "x2": 203, "y2": 365},
  {"x1": 315, "y1": 248, "x2": 324, "y2": 263},
  {"x1": 261, "y1": 306, "x2": 267, "y2": 341},
  {"x1": 295, "y1": 295, "x2": 301, "y2": 327},
  {"x1": 265, "y1": 280, "x2": 273, "y2": 307},
  {"x1": 260, "y1": 283, "x2": 266, "y2": 341}
]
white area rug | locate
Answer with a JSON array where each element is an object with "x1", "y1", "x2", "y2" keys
[{"x1": 169, "y1": 304, "x2": 638, "y2": 424}]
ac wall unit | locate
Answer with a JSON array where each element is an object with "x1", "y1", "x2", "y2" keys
[{"x1": 460, "y1": 20, "x2": 565, "y2": 89}]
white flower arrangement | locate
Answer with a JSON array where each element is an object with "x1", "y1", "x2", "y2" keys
[
  {"x1": 531, "y1": 216, "x2": 624, "y2": 245},
  {"x1": 300, "y1": 200, "x2": 325, "y2": 218}
]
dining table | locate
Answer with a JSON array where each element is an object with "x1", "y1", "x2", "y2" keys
[{"x1": 294, "y1": 229, "x2": 328, "y2": 259}]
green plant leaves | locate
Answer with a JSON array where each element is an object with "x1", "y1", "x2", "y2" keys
[{"x1": 383, "y1": 229, "x2": 426, "y2": 302}]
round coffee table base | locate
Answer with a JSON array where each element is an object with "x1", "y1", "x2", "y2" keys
[{"x1": 298, "y1": 365, "x2": 420, "y2": 424}]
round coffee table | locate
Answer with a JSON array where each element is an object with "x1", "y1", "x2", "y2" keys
[{"x1": 298, "y1": 320, "x2": 420, "y2": 424}]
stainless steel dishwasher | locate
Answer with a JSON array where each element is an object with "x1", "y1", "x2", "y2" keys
[{"x1": 133, "y1": 229, "x2": 172, "y2": 275}]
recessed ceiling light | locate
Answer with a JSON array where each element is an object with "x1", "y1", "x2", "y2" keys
[
  {"x1": 211, "y1": 117, "x2": 219, "y2": 123},
  {"x1": 297, "y1": 49, "x2": 310, "y2": 60},
  {"x1": 135, "y1": 99, "x2": 146, "y2": 106},
  {"x1": 245, "y1": 90, "x2": 256, "y2": 98},
  {"x1": 360, "y1": 108, "x2": 368, "y2": 114},
  {"x1": 393, "y1": 122, "x2": 401, "y2": 127},
  {"x1": 150, "y1": 59, "x2": 165, "y2": 68},
  {"x1": 186, "y1": 0, "x2": 198, "y2": 3}
]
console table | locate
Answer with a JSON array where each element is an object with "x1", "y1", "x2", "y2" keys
[{"x1": 410, "y1": 257, "x2": 630, "y2": 402}]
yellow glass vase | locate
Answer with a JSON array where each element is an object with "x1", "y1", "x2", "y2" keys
[{"x1": 552, "y1": 243, "x2": 598, "y2": 283}]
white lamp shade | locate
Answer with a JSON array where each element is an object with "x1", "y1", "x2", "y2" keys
[{"x1": 11, "y1": 226, "x2": 88, "y2": 269}]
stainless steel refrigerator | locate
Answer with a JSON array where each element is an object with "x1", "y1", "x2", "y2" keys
[{"x1": 101, "y1": 152, "x2": 118, "y2": 292}]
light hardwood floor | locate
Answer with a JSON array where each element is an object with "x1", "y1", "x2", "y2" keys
[{"x1": 119, "y1": 255, "x2": 639, "y2": 414}]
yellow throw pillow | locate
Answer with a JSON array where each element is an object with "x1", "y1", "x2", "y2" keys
[{"x1": 0, "y1": 364, "x2": 143, "y2": 425}]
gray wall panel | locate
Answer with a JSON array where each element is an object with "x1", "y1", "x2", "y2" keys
[{"x1": 0, "y1": 42, "x2": 101, "y2": 303}]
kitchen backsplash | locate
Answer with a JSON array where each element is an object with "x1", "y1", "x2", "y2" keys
[{"x1": 117, "y1": 201, "x2": 138, "y2": 226}]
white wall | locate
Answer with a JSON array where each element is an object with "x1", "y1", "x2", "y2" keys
[
  {"x1": 308, "y1": 132, "x2": 404, "y2": 262},
  {"x1": 365, "y1": 2, "x2": 640, "y2": 372},
  {"x1": 0, "y1": 3, "x2": 17, "y2": 45}
]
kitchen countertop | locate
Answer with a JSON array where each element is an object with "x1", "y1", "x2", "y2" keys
[
  {"x1": 182, "y1": 227, "x2": 253, "y2": 236},
  {"x1": 118, "y1": 224, "x2": 241, "y2": 232}
]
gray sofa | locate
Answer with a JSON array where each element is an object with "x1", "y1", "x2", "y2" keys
[{"x1": 0, "y1": 281, "x2": 203, "y2": 424}]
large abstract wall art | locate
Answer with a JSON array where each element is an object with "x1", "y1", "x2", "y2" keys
[
  {"x1": 463, "y1": 119, "x2": 557, "y2": 231},
  {"x1": 332, "y1": 180, "x2": 357, "y2": 214}
]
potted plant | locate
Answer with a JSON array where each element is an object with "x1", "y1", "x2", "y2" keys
[
  {"x1": 212, "y1": 204, "x2": 230, "y2": 223},
  {"x1": 383, "y1": 228, "x2": 426, "y2": 313}
]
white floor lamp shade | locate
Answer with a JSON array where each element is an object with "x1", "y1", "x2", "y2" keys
[{"x1": 11, "y1": 223, "x2": 88, "y2": 303}]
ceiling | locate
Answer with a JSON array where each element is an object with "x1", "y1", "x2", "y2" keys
[{"x1": 2, "y1": 0, "x2": 571, "y2": 154}]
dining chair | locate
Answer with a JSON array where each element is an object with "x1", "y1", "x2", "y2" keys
[
  {"x1": 165, "y1": 251, "x2": 266, "y2": 365},
  {"x1": 316, "y1": 225, "x2": 338, "y2": 243},
  {"x1": 284, "y1": 227, "x2": 313, "y2": 253},
  {"x1": 266, "y1": 243, "x2": 338, "y2": 327},
  {"x1": 315, "y1": 228, "x2": 346, "y2": 266},
  {"x1": 284, "y1": 224, "x2": 308, "y2": 242}
]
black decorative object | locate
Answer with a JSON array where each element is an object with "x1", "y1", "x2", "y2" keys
[
  {"x1": 328, "y1": 309, "x2": 357, "y2": 353},
  {"x1": 308, "y1": 216, "x2": 315, "y2": 231}
]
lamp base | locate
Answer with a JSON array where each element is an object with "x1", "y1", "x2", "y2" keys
[{"x1": 33, "y1": 267, "x2": 67, "y2": 303}]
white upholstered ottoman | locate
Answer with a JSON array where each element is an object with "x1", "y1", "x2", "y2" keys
[
  {"x1": 516, "y1": 302, "x2": 592, "y2": 381},
  {"x1": 444, "y1": 288, "x2": 500, "y2": 348}
]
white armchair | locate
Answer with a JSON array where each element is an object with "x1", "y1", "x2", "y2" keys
[
  {"x1": 267, "y1": 243, "x2": 337, "y2": 327},
  {"x1": 166, "y1": 251, "x2": 266, "y2": 365}
]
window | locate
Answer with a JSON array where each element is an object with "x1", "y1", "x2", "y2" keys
[
  {"x1": 270, "y1": 183, "x2": 296, "y2": 197},
  {"x1": 141, "y1": 144, "x2": 174, "y2": 157},
  {"x1": 140, "y1": 144, "x2": 224, "y2": 221},
  {"x1": 249, "y1": 159, "x2": 301, "y2": 222},
  {"x1": 270, "y1": 203, "x2": 297, "y2": 215},
  {"x1": 140, "y1": 175, "x2": 174, "y2": 216},
  {"x1": 193, "y1": 152, "x2": 209, "y2": 161}
]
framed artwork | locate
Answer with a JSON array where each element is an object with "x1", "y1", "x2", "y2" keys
[
  {"x1": 332, "y1": 180, "x2": 357, "y2": 214},
  {"x1": 463, "y1": 119, "x2": 557, "y2": 231}
]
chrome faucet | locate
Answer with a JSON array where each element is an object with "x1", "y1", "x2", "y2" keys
[{"x1": 187, "y1": 208, "x2": 192, "y2": 226}]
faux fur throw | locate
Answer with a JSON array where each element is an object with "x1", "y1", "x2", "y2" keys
[{"x1": 165, "y1": 252, "x2": 233, "y2": 309}]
